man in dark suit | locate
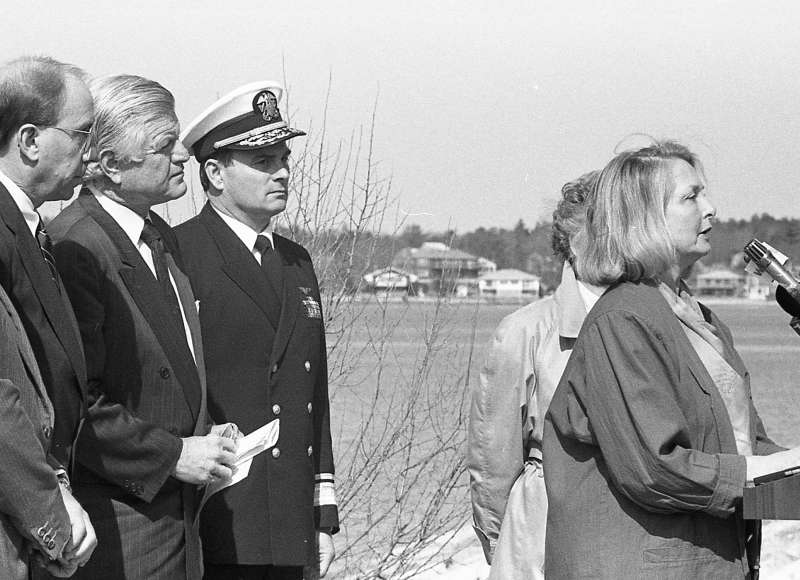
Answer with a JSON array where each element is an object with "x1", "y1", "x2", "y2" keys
[
  {"x1": 49, "y1": 74, "x2": 237, "y2": 580},
  {"x1": 0, "y1": 55, "x2": 91, "y2": 475},
  {"x1": 176, "y1": 82, "x2": 339, "y2": 579},
  {"x1": 0, "y1": 54, "x2": 98, "y2": 578}
]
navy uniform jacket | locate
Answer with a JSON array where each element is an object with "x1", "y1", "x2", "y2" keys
[
  {"x1": 49, "y1": 191, "x2": 208, "y2": 579},
  {"x1": 0, "y1": 184, "x2": 87, "y2": 470},
  {"x1": 175, "y1": 202, "x2": 338, "y2": 566}
]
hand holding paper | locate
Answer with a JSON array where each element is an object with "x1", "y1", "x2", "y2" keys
[{"x1": 197, "y1": 419, "x2": 280, "y2": 517}]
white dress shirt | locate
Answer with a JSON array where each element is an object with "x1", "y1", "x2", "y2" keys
[
  {"x1": 92, "y1": 190, "x2": 196, "y2": 361},
  {"x1": 210, "y1": 204, "x2": 274, "y2": 264}
]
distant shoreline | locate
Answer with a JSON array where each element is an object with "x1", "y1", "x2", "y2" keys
[{"x1": 344, "y1": 293, "x2": 780, "y2": 307}]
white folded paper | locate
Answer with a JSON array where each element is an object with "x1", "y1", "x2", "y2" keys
[{"x1": 197, "y1": 419, "x2": 280, "y2": 518}]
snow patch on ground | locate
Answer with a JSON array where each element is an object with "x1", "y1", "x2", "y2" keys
[{"x1": 414, "y1": 520, "x2": 800, "y2": 579}]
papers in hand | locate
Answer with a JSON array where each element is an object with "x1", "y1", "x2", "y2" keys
[{"x1": 198, "y1": 419, "x2": 280, "y2": 515}]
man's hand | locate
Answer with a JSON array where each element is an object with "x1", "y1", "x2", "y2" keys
[
  {"x1": 172, "y1": 434, "x2": 237, "y2": 485},
  {"x1": 59, "y1": 485, "x2": 97, "y2": 569},
  {"x1": 32, "y1": 552, "x2": 78, "y2": 578},
  {"x1": 209, "y1": 422, "x2": 241, "y2": 443},
  {"x1": 318, "y1": 531, "x2": 335, "y2": 577}
]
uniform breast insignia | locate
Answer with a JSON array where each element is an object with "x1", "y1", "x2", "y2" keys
[{"x1": 299, "y1": 287, "x2": 322, "y2": 319}]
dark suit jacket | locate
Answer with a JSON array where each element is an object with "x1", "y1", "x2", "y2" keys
[
  {"x1": 0, "y1": 282, "x2": 71, "y2": 580},
  {"x1": 49, "y1": 191, "x2": 209, "y2": 580},
  {"x1": 0, "y1": 184, "x2": 87, "y2": 470},
  {"x1": 544, "y1": 281, "x2": 782, "y2": 579},
  {"x1": 175, "y1": 202, "x2": 338, "y2": 566}
]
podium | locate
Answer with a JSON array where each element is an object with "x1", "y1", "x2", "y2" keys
[{"x1": 743, "y1": 473, "x2": 800, "y2": 519}]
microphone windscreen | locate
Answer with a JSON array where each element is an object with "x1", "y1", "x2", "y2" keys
[{"x1": 776, "y1": 285, "x2": 800, "y2": 317}]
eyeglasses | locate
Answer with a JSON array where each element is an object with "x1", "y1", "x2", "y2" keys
[{"x1": 49, "y1": 126, "x2": 93, "y2": 153}]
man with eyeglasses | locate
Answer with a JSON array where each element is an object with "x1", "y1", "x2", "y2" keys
[
  {"x1": 0, "y1": 55, "x2": 98, "y2": 579},
  {"x1": 47, "y1": 74, "x2": 236, "y2": 580},
  {"x1": 0, "y1": 57, "x2": 97, "y2": 578}
]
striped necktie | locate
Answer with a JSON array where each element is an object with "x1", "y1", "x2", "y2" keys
[{"x1": 35, "y1": 216, "x2": 60, "y2": 291}]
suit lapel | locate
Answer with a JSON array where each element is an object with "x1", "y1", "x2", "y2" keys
[
  {"x1": 671, "y1": 311, "x2": 739, "y2": 455},
  {"x1": 0, "y1": 186, "x2": 87, "y2": 391},
  {"x1": 165, "y1": 251, "x2": 207, "y2": 434},
  {"x1": 700, "y1": 303, "x2": 749, "y2": 378},
  {"x1": 269, "y1": 236, "x2": 300, "y2": 365},
  {"x1": 79, "y1": 193, "x2": 202, "y2": 420},
  {"x1": 199, "y1": 203, "x2": 281, "y2": 330}
]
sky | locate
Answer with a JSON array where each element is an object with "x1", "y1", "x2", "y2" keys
[{"x1": 8, "y1": 0, "x2": 800, "y2": 232}]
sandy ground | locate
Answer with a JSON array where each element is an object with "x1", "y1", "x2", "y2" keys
[{"x1": 415, "y1": 521, "x2": 800, "y2": 579}]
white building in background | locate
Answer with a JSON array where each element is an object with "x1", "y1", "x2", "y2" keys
[
  {"x1": 695, "y1": 268, "x2": 745, "y2": 297},
  {"x1": 391, "y1": 242, "x2": 496, "y2": 296},
  {"x1": 477, "y1": 257, "x2": 497, "y2": 276},
  {"x1": 479, "y1": 268, "x2": 541, "y2": 299},
  {"x1": 362, "y1": 267, "x2": 418, "y2": 294},
  {"x1": 744, "y1": 274, "x2": 771, "y2": 300}
]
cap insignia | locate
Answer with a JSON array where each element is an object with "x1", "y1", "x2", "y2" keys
[{"x1": 253, "y1": 90, "x2": 282, "y2": 123}]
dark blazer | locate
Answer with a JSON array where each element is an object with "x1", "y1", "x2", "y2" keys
[
  {"x1": 175, "y1": 202, "x2": 338, "y2": 566},
  {"x1": 544, "y1": 281, "x2": 782, "y2": 579},
  {"x1": 0, "y1": 184, "x2": 87, "y2": 469},
  {"x1": 0, "y1": 282, "x2": 71, "y2": 580},
  {"x1": 48, "y1": 191, "x2": 209, "y2": 580}
]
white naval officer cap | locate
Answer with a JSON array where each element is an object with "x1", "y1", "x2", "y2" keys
[{"x1": 181, "y1": 81, "x2": 306, "y2": 163}]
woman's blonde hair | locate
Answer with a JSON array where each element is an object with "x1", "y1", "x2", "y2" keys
[{"x1": 576, "y1": 140, "x2": 703, "y2": 285}]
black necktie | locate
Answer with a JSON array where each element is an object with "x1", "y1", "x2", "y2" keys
[
  {"x1": 254, "y1": 235, "x2": 284, "y2": 325},
  {"x1": 35, "y1": 217, "x2": 60, "y2": 291},
  {"x1": 140, "y1": 220, "x2": 185, "y2": 334},
  {"x1": 255, "y1": 235, "x2": 284, "y2": 295}
]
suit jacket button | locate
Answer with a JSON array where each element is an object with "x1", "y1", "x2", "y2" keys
[
  {"x1": 159, "y1": 367, "x2": 171, "y2": 379},
  {"x1": 304, "y1": 361, "x2": 311, "y2": 372},
  {"x1": 307, "y1": 445, "x2": 313, "y2": 456},
  {"x1": 271, "y1": 363, "x2": 279, "y2": 374},
  {"x1": 307, "y1": 402, "x2": 312, "y2": 414},
  {"x1": 168, "y1": 427, "x2": 179, "y2": 435},
  {"x1": 272, "y1": 404, "x2": 281, "y2": 416},
  {"x1": 43, "y1": 425, "x2": 52, "y2": 439},
  {"x1": 272, "y1": 447, "x2": 280, "y2": 459},
  {"x1": 47, "y1": 539, "x2": 55, "y2": 549}
]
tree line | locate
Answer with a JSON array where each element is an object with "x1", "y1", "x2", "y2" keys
[{"x1": 295, "y1": 213, "x2": 800, "y2": 294}]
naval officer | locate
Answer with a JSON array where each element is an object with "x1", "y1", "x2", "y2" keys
[{"x1": 176, "y1": 81, "x2": 338, "y2": 580}]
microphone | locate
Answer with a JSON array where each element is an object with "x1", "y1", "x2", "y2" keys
[{"x1": 743, "y1": 239, "x2": 800, "y2": 334}]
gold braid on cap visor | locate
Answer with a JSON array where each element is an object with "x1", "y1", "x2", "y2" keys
[{"x1": 212, "y1": 121, "x2": 288, "y2": 149}]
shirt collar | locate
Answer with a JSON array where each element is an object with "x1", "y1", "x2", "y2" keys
[
  {"x1": 210, "y1": 204, "x2": 273, "y2": 251},
  {"x1": 554, "y1": 263, "x2": 586, "y2": 338},
  {"x1": 91, "y1": 189, "x2": 146, "y2": 246},
  {"x1": 0, "y1": 168, "x2": 39, "y2": 237},
  {"x1": 577, "y1": 279, "x2": 602, "y2": 313},
  {"x1": 554, "y1": 262, "x2": 605, "y2": 338}
]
